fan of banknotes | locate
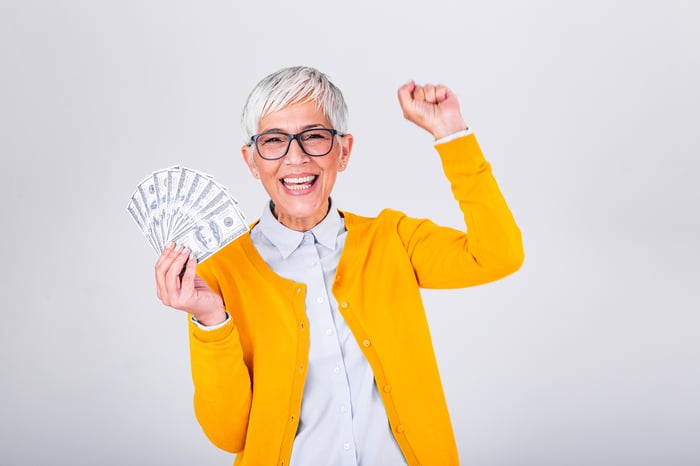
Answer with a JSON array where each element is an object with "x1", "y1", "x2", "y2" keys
[{"x1": 127, "y1": 166, "x2": 249, "y2": 262}]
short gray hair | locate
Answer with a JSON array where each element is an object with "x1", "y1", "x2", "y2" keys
[{"x1": 241, "y1": 66, "x2": 349, "y2": 143}]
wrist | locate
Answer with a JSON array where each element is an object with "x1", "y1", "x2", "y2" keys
[
  {"x1": 194, "y1": 309, "x2": 227, "y2": 327},
  {"x1": 431, "y1": 121, "x2": 469, "y2": 140},
  {"x1": 434, "y1": 128, "x2": 473, "y2": 145}
]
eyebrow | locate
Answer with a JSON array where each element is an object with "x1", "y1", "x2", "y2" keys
[{"x1": 259, "y1": 124, "x2": 326, "y2": 133}]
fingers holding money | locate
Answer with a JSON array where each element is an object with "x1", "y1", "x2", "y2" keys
[
  {"x1": 178, "y1": 248, "x2": 199, "y2": 297},
  {"x1": 154, "y1": 242, "x2": 226, "y2": 324},
  {"x1": 155, "y1": 241, "x2": 192, "y2": 308}
]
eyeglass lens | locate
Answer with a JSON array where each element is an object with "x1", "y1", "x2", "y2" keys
[{"x1": 256, "y1": 129, "x2": 335, "y2": 159}]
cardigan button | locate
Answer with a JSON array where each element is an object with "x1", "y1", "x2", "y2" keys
[
  {"x1": 362, "y1": 339, "x2": 371, "y2": 347},
  {"x1": 340, "y1": 301, "x2": 349, "y2": 309},
  {"x1": 383, "y1": 384, "x2": 392, "y2": 393},
  {"x1": 396, "y1": 424, "x2": 405, "y2": 433}
]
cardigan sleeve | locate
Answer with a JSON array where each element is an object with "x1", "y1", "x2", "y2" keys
[
  {"x1": 188, "y1": 263, "x2": 253, "y2": 453},
  {"x1": 396, "y1": 133, "x2": 524, "y2": 288}
]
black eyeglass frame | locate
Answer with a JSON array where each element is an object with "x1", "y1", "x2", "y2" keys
[{"x1": 249, "y1": 128, "x2": 343, "y2": 161}]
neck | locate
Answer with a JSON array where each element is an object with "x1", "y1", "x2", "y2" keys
[{"x1": 270, "y1": 198, "x2": 331, "y2": 232}]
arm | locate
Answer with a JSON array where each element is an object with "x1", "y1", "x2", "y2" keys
[
  {"x1": 189, "y1": 315, "x2": 252, "y2": 453},
  {"x1": 155, "y1": 244, "x2": 252, "y2": 452},
  {"x1": 396, "y1": 82, "x2": 524, "y2": 288}
]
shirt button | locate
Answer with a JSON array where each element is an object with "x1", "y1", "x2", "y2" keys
[
  {"x1": 316, "y1": 296, "x2": 324, "y2": 303},
  {"x1": 341, "y1": 405, "x2": 348, "y2": 413},
  {"x1": 326, "y1": 328, "x2": 334, "y2": 336},
  {"x1": 343, "y1": 442, "x2": 350, "y2": 450},
  {"x1": 362, "y1": 339, "x2": 371, "y2": 347},
  {"x1": 333, "y1": 366, "x2": 341, "y2": 374}
]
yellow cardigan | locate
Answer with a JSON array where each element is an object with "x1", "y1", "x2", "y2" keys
[{"x1": 191, "y1": 134, "x2": 524, "y2": 465}]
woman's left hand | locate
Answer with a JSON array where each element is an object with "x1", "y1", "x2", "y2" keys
[{"x1": 397, "y1": 81, "x2": 469, "y2": 140}]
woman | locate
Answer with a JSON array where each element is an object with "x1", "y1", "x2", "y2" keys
[{"x1": 155, "y1": 66, "x2": 523, "y2": 465}]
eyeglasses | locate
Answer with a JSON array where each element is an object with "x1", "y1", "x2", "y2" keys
[{"x1": 250, "y1": 128, "x2": 342, "y2": 161}]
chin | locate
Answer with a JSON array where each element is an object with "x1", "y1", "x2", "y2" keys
[{"x1": 274, "y1": 196, "x2": 330, "y2": 229}]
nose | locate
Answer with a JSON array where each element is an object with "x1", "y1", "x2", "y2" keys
[{"x1": 284, "y1": 136, "x2": 310, "y2": 164}]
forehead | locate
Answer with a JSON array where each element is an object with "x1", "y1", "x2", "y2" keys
[{"x1": 258, "y1": 100, "x2": 331, "y2": 132}]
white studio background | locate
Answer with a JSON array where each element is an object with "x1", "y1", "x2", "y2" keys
[{"x1": 1, "y1": 1, "x2": 698, "y2": 465}]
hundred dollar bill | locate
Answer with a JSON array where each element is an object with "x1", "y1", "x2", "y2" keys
[
  {"x1": 136, "y1": 174, "x2": 163, "y2": 251},
  {"x1": 171, "y1": 189, "x2": 231, "y2": 241},
  {"x1": 126, "y1": 196, "x2": 160, "y2": 254},
  {"x1": 170, "y1": 168, "x2": 211, "y2": 237},
  {"x1": 170, "y1": 196, "x2": 248, "y2": 262},
  {"x1": 169, "y1": 175, "x2": 233, "y2": 241},
  {"x1": 152, "y1": 169, "x2": 170, "y2": 249},
  {"x1": 166, "y1": 166, "x2": 192, "y2": 240},
  {"x1": 165, "y1": 166, "x2": 182, "y2": 239}
]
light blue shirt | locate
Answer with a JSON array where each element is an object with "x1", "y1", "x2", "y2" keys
[{"x1": 250, "y1": 200, "x2": 407, "y2": 466}]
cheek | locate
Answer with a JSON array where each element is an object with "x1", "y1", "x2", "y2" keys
[
  {"x1": 258, "y1": 164, "x2": 280, "y2": 183},
  {"x1": 321, "y1": 170, "x2": 339, "y2": 190},
  {"x1": 261, "y1": 174, "x2": 279, "y2": 192}
]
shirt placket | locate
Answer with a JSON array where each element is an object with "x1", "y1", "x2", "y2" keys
[{"x1": 299, "y1": 232, "x2": 357, "y2": 464}]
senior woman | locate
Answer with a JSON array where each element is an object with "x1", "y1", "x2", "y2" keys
[{"x1": 155, "y1": 66, "x2": 523, "y2": 465}]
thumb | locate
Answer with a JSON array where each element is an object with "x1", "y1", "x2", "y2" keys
[
  {"x1": 179, "y1": 252, "x2": 198, "y2": 296},
  {"x1": 396, "y1": 80, "x2": 416, "y2": 111}
]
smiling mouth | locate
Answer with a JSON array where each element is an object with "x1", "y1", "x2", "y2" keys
[{"x1": 282, "y1": 175, "x2": 318, "y2": 191}]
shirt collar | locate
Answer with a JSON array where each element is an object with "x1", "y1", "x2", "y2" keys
[{"x1": 258, "y1": 198, "x2": 344, "y2": 259}]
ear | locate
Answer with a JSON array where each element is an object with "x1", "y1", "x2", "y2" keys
[
  {"x1": 241, "y1": 144, "x2": 260, "y2": 178},
  {"x1": 337, "y1": 133, "x2": 354, "y2": 172}
]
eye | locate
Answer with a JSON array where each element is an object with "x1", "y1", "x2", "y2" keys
[
  {"x1": 259, "y1": 133, "x2": 287, "y2": 145},
  {"x1": 301, "y1": 130, "x2": 331, "y2": 142}
]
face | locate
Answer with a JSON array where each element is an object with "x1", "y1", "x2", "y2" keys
[{"x1": 242, "y1": 101, "x2": 353, "y2": 232}]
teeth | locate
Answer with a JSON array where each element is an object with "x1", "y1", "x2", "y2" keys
[{"x1": 283, "y1": 175, "x2": 316, "y2": 184}]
